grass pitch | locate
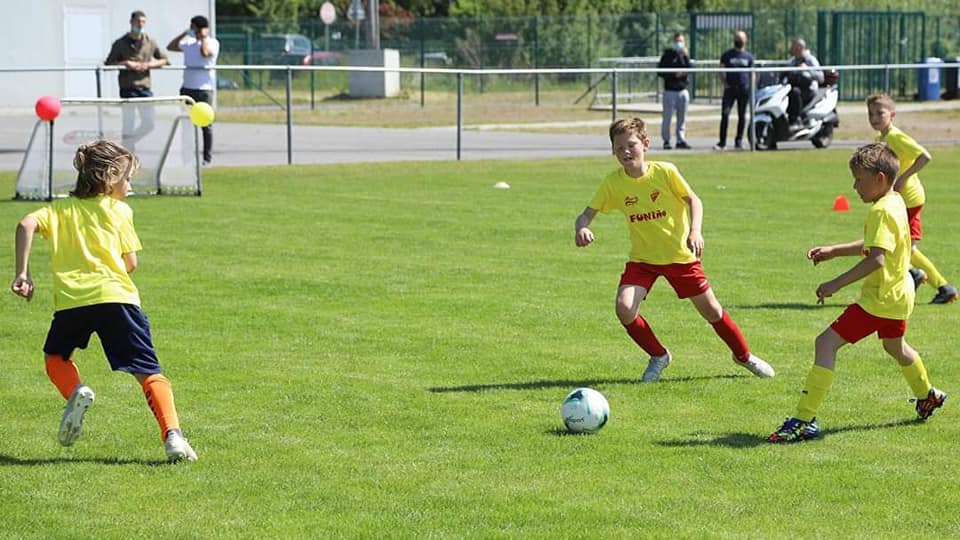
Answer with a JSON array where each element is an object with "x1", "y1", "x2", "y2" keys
[{"x1": 1, "y1": 148, "x2": 958, "y2": 538}]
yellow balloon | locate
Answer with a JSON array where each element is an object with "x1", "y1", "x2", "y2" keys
[{"x1": 189, "y1": 102, "x2": 215, "y2": 127}]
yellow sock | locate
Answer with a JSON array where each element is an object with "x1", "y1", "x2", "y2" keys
[
  {"x1": 796, "y1": 365, "x2": 834, "y2": 422},
  {"x1": 911, "y1": 249, "x2": 947, "y2": 289},
  {"x1": 901, "y1": 357, "x2": 932, "y2": 399}
]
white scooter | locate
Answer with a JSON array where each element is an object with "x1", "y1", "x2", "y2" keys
[{"x1": 753, "y1": 71, "x2": 840, "y2": 150}]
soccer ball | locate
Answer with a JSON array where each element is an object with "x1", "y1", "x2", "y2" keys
[{"x1": 560, "y1": 387, "x2": 609, "y2": 434}]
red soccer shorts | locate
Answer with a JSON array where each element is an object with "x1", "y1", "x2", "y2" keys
[
  {"x1": 618, "y1": 261, "x2": 710, "y2": 299},
  {"x1": 906, "y1": 205, "x2": 923, "y2": 241},
  {"x1": 830, "y1": 303, "x2": 907, "y2": 343}
]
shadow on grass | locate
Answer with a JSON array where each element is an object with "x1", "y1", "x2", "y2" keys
[
  {"x1": 0, "y1": 453, "x2": 168, "y2": 467},
  {"x1": 730, "y1": 302, "x2": 826, "y2": 311},
  {"x1": 656, "y1": 418, "x2": 923, "y2": 449},
  {"x1": 428, "y1": 374, "x2": 742, "y2": 393}
]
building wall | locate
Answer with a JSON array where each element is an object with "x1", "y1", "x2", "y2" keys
[{"x1": 0, "y1": 0, "x2": 213, "y2": 108}]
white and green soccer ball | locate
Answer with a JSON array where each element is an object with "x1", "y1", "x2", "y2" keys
[{"x1": 561, "y1": 387, "x2": 609, "y2": 434}]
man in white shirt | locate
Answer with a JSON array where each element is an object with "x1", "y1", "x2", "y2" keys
[{"x1": 168, "y1": 16, "x2": 220, "y2": 165}]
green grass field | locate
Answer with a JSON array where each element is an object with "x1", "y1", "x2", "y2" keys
[{"x1": 1, "y1": 148, "x2": 959, "y2": 538}]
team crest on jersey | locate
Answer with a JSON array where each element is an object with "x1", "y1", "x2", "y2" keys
[
  {"x1": 624, "y1": 195, "x2": 639, "y2": 206},
  {"x1": 650, "y1": 190, "x2": 661, "y2": 202}
]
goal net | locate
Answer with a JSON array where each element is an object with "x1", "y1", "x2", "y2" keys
[{"x1": 16, "y1": 97, "x2": 202, "y2": 200}]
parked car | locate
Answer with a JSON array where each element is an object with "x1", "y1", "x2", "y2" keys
[
  {"x1": 301, "y1": 51, "x2": 344, "y2": 66},
  {"x1": 258, "y1": 33, "x2": 315, "y2": 65}
]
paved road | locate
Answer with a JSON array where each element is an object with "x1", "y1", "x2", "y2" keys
[{"x1": 1, "y1": 100, "x2": 957, "y2": 171}]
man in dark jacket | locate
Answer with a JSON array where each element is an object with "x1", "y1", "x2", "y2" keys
[{"x1": 657, "y1": 32, "x2": 691, "y2": 150}]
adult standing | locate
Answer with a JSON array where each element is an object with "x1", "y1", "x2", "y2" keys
[
  {"x1": 785, "y1": 38, "x2": 824, "y2": 127},
  {"x1": 657, "y1": 32, "x2": 692, "y2": 150},
  {"x1": 167, "y1": 16, "x2": 220, "y2": 166},
  {"x1": 715, "y1": 31, "x2": 754, "y2": 151},
  {"x1": 105, "y1": 10, "x2": 169, "y2": 152}
]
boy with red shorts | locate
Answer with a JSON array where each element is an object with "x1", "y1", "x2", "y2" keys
[
  {"x1": 769, "y1": 143, "x2": 946, "y2": 443},
  {"x1": 574, "y1": 117, "x2": 774, "y2": 382}
]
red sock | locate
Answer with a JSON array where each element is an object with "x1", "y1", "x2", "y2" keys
[
  {"x1": 45, "y1": 354, "x2": 81, "y2": 399},
  {"x1": 624, "y1": 315, "x2": 668, "y2": 357},
  {"x1": 141, "y1": 374, "x2": 181, "y2": 440},
  {"x1": 711, "y1": 310, "x2": 750, "y2": 361}
]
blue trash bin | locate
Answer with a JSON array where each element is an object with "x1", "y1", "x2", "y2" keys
[{"x1": 917, "y1": 57, "x2": 943, "y2": 101}]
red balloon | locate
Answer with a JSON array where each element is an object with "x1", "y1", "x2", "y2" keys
[{"x1": 35, "y1": 95, "x2": 61, "y2": 122}]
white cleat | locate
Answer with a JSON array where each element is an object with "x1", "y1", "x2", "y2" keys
[
  {"x1": 736, "y1": 354, "x2": 775, "y2": 378},
  {"x1": 165, "y1": 429, "x2": 198, "y2": 463},
  {"x1": 642, "y1": 350, "x2": 672, "y2": 383},
  {"x1": 59, "y1": 385, "x2": 95, "y2": 446}
]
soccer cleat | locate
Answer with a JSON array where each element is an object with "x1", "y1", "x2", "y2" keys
[
  {"x1": 735, "y1": 354, "x2": 775, "y2": 378},
  {"x1": 641, "y1": 350, "x2": 672, "y2": 383},
  {"x1": 908, "y1": 268, "x2": 927, "y2": 290},
  {"x1": 930, "y1": 284, "x2": 958, "y2": 305},
  {"x1": 913, "y1": 387, "x2": 946, "y2": 420},
  {"x1": 768, "y1": 417, "x2": 820, "y2": 443},
  {"x1": 59, "y1": 384, "x2": 95, "y2": 446},
  {"x1": 164, "y1": 429, "x2": 198, "y2": 463}
]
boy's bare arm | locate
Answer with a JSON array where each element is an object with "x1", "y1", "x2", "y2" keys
[
  {"x1": 807, "y1": 240, "x2": 863, "y2": 264},
  {"x1": 574, "y1": 207, "x2": 598, "y2": 247},
  {"x1": 684, "y1": 193, "x2": 704, "y2": 258},
  {"x1": 893, "y1": 153, "x2": 930, "y2": 192},
  {"x1": 815, "y1": 246, "x2": 884, "y2": 304},
  {"x1": 12, "y1": 216, "x2": 38, "y2": 300},
  {"x1": 122, "y1": 252, "x2": 138, "y2": 274}
]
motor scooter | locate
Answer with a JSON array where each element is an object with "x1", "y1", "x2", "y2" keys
[{"x1": 753, "y1": 71, "x2": 840, "y2": 150}]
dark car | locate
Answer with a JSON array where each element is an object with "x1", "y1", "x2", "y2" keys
[{"x1": 258, "y1": 33, "x2": 315, "y2": 65}]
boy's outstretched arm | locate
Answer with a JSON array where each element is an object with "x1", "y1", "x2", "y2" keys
[
  {"x1": 683, "y1": 192, "x2": 704, "y2": 258},
  {"x1": 12, "y1": 216, "x2": 37, "y2": 300},
  {"x1": 815, "y1": 246, "x2": 884, "y2": 304},
  {"x1": 807, "y1": 240, "x2": 863, "y2": 265},
  {"x1": 574, "y1": 207, "x2": 598, "y2": 247},
  {"x1": 893, "y1": 153, "x2": 930, "y2": 193}
]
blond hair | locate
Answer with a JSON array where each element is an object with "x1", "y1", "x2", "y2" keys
[
  {"x1": 609, "y1": 118, "x2": 649, "y2": 144},
  {"x1": 866, "y1": 93, "x2": 896, "y2": 112},
  {"x1": 70, "y1": 140, "x2": 139, "y2": 198},
  {"x1": 849, "y1": 143, "x2": 899, "y2": 181}
]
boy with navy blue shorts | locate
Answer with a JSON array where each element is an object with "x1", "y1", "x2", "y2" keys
[{"x1": 11, "y1": 140, "x2": 197, "y2": 462}]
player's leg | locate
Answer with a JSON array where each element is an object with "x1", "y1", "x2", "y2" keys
[
  {"x1": 912, "y1": 247, "x2": 956, "y2": 304},
  {"x1": 616, "y1": 263, "x2": 670, "y2": 382},
  {"x1": 101, "y1": 304, "x2": 197, "y2": 462},
  {"x1": 882, "y1": 336, "x2": 946, "y2": 420},
  {"x1": 44, "y1": 310, "x2": 97, "y2": 446}
]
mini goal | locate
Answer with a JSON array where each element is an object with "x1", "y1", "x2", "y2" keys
[{"x1": 16, "y1": 96, "x2": 202, "y2": 200}]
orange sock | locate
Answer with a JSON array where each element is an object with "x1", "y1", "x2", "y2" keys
[
  {"x1": 45, "y1": 354, "x2": 82, "y2": 399},
  {"x1": 141, "y1": 374, "x2": 181, "y2": 440}
]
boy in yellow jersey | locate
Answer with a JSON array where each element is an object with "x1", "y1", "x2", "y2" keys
[
  {"x1": 769, "y1": 143, "x2": 946, "y2": 443},
  {"x1": 574, "y1": 117, "x2": 774, "y2": 382},
  {"x1": 11, "y1": 140, "x2": 197, "y2": 462},
  {"x1": 867, "y1": 93, "x2": 956, "y2": 304}
]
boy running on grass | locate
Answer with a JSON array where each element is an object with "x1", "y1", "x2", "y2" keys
[
  {"x1": 769, "y1": 143, "x2": 946, "y2": 443},
  {"x1": 867, "y1": 93, "x2": 957, "y2": 304},
  {"x1": 11, "y1": 140, "x2": 197, "y2": 462},
  {"x1": 573, "y1": 117, "x2": 774, "y2": 382}
]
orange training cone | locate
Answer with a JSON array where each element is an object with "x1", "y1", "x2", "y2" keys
[{"x1": 833, "y1": 195, "x2": 850, "y2": 212}]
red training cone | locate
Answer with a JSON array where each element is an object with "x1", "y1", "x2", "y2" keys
[{"x1": 833, "y1": 195, "x2": 850, "y2": 212}]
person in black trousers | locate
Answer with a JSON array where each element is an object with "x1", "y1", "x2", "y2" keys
[{"x1": 715, "y1": 31, "x2": 754, "y2": 151}]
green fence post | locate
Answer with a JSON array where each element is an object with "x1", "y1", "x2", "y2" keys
[
  {"x1": 419, "y1": 17, "x2": 425, "y2": 108},
  {"x1": 533, "y1": 15, "x2": 540, "y2": 106}
]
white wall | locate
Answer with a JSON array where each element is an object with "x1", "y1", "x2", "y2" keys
[{"x1": 0, "y1": 0, "x2": 213, "y2": 108}]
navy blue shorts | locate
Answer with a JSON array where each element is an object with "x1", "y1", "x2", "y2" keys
[{"x1": 43, "y1": 303, "x2": 162, "y2": 374}]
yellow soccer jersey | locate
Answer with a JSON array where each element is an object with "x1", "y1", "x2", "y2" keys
[
  {"x1": 31, "y1": 196, "x2": 142, "y2": 311},
  {"x1": 856, "y1": 191, "x2": 914, "y2": 320},
  {"x1": 878, "y1": 126, "x2": 927, "y2": 208},
  {"x1": 589, "y1": 162, "x2": 695, "y2": 265}
]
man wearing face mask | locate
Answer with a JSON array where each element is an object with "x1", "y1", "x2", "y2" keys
[
  {"x1": 657, "y1": 33, "x2": 692, "y2": 150},
  {"x1": 167, "y1": 16, "x2": 220, "y2": 166},
  {"x1": 106, "y1": 11, "x2": 169, "y2": 152}
]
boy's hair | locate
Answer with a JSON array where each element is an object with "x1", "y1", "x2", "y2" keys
[
  {"x1": 866, "y1": 93, "x2": 896, "y2": 112},
  {"x1": 70, "y1": 140, "x2": 140, "y2": 198},
  {"x1": 849, "y1": 143, "x2": 899, "y2": 182},
  {"x1": 609, "y1": 118, "x2": 649, "y2": 143},
  {"x1": 190, "y1": 15, "x2": 209, "y2": 29}
]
